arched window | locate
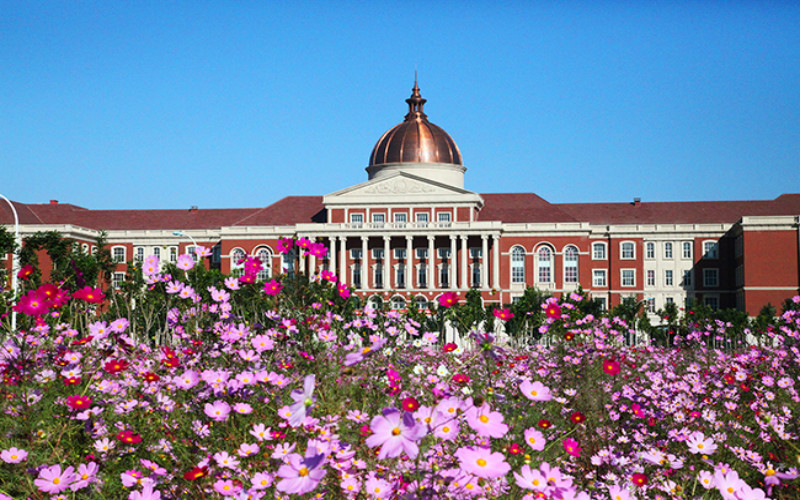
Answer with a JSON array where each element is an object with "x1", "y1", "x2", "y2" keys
[
  {"x1": 564, "y1": 246, "x2": 578, "y2": 284},
  {"x1": 368, "y1": 295, "x2": 383, "y2": 311},
  {"x1": 511, "y1": 246, "x2": 525, "y2": 283},
  {"x1": 414, "y1": 296, "x2": 429, "y2": 311},
  {"x1": 255, "y1": 247, "x2": 273, "y2": 281},
  {"x1": 231, "y1": 248, "x2": 246, "y2": 277},
  {"x1": 537, "y1": 246, "x2": 552, "y2": 283},
  {"x1": 390, "y1": 296, "x2": 406, "y2": 310}
]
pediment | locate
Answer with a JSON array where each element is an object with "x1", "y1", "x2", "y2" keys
[{"x1": 323, "y1": 172, "x2": 482, "y2": 206}]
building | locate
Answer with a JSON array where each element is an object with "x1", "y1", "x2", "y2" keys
[{"x1": 2, "y1": 83, "x2": 800, "y2": 316}]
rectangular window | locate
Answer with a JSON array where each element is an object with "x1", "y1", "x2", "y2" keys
[
  {"x1": 592, "y1": 243, "x2": 606, "y2": 260},
  {"x1": 396, "y1": 264, "x2": 405, "y2": 289},
  {"x1": 169, "y1": 247, "x2": 178, "y2": 263},
  {"x1": 187, "y1": 246, "x2": 197, "y2": 261},
  {"x1": 113, "y1": 272, "x2": 125, "y2": 290},
  {"x1": 394, "y1": 248, "x2": 406, "y2": 260},
  {"x1": 211, "y1": 244, "x2": 220, "y2": 264},
  {"x1": 647, "y1": 297, "x2": 656, "y2": 313},
  {"x1": 416, "y1": 248, "x2": 428, "y2": 259},
  {"x1": 472, "y1": 264, "x2": 481, "y2": 288},
  {"x1": 665, "y1": 270, "x2": 674, "y2": 286},
  {"x1": 113, "y1": 247, "x2": 125, "y2": 263},
  {"x1": 469, "y1": 247, "x2": 482, "y2": 259},
  {"x1": 418, "y1": 264, "x2": 427, "y2": 288},
  {"x1": 564, "y1": 265, "x2": 577, "y2": 284},
  {"x1": 416, "y1": 213, "x2": 429, "y2": 223},
  {"x1": 352, "y1": 263, "x2": 361, "y2": 289},
  {"x1": 703, "y1": 241, "x2": 718, "y2": 260},
  {"x1": 666, "y1": 297, "x2": 674, "y2": 305},
  {"x1": 372, "y1": 213, "x2": 385, "y2": 224},
  {"x1": 596, "y1": 297, "x2": 607, "y2": 310},
  {"x1": 153, "y1": 247, "x2": 161, "y2": 259},
  {"x1": 440, "y1": 264, "x2": 449, "y2": 288},
  {"x1": 646, "y1": 270, "x2": 655, "y2": 287},
  {"x1": 438, "y1": 248, "x2": 450, "y2": 259},
  {"x1": 621, "y1": 242, "x2": 635, "y2": 260},
  {"x1": 134, "y1": 247, "x2": 144, "y2": 263},
  {"x1": 621, "y1": 269, "x2": 635, "y2": 287},
  {"x1": 592, "y1": 269, "x2": 606, "y2": 287},
  {"x1": 350, "y1": 213, "x2": 364, "y2": 225},
  {"x1": 350, "y1": 248, "x2": 362, "y2": 260},
  {"x1": 703, "y1": 268, "x2": 719, "y2": 288},
  {"x1": 683, "y1": 241, "x2": 692, "y2": 259},
  {"x1": 374, "y1": 264, "x2": 383, "y2": 289},
  {"x1": 372, "y1": 248, "x2": 384, "y2": 260},
  {"x1": 437, "y1": 212, "x2": 451, "y2": 223},
  {"x1": 394, "y1": 213, "x2": 407, "y2": 223},
  {"x1": 664, "y1": 242, "x2": 673, "y2": 259},
  {"x1": 705, "y1": 296, "x2": 719, "y2": 311},
  {"x1": 683, "y1": 270, "x2": 692, "y2": 287},
  {"x1": 645, "y1": 242, "x2": 655, "y2": 259}
]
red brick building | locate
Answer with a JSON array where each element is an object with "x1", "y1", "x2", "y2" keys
[{"x1": 3, "y1": 84, "x2": 799, "y2": 316}]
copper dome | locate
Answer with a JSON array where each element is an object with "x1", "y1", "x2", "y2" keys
[{"x1": 369, "y1": 82, "x2": 462, "y2": 167}]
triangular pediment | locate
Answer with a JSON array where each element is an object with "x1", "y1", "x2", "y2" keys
[{"x1": 323, "y1": 172, "x2": 482, "y2": 207}]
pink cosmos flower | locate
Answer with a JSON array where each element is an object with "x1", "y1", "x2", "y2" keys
[
  {"x1": 454, "y1": 446, "x2": 511, "y2": 479},
  {"x1": 514, "y1": 464, "x2": 547, "y2": 491},
  {"x1": 34, "y1": 464, "x2": 75, "y2": 494},
  {"x1": 129, "y1": 483, "x2": 162, "y2": 500},
  {"x1": 687, "y1": 432, "x2": 717, "y2": 455},
  {"x1": 276, "y1": 449, "x2": 327, "y2": 496},
  {"x1": 71, "y1": 462, "x2": 99, "y2": 491},
  {"x1": 493, "y1": 308, "x2": 514, "y2": 320},
  {"x1": 519, "y1": 379, "x2": 553, "y2": 401},
  {"x1": 288, "y1": 374, "x2": 316, "y2": 427},
  {"x1": 213, "y1": 451, "x2": 240, "y2": 469},
  {"x1": 66, "y1": 395, "x2": 92, "y2": 410},
  {"x1": 338, "y1": 282, "x2": 351, "y2": 299},
  {"x1": 564, "y1": 438, "x2": 582, "y2": 457},
  {"x1": 224, "y1": 276, "x2": 240, "y2": 290},
  {"x1": 176, "y1": 254, "x2": 195, "y2": 271},
  {"x1": 524, "y1": 427, "x2": 546, "y2": 451},
  {"x1": 263, "y1": 279, "x2": 283, "y2": 296},
  {"x1": 365, "y1": 408, "x2": 427, "y2": 459},
  {"x1": 0, "y1": 447, "x2": 27, "y2": 463},
  {"x1": 438, "y1": 291, "x2": 460, "y2": 308},
  {"x1": 213, "y1": 479, "x2": 241, "y2": 496},
  {"x1": 13, "y1": 290, "x2": 50, "y2": 316},
  {"x1": 204, "y1": 400, "x2": 231, "y2": 421},
  {"x1": 194, "y1": 245, "x2": 211, "y2": 257},
  {"x1": 251, "y1": 471, "x2": 273, "y2": 490},
  {"x1": 276, "y1": 238, "x2": 294, "y2": 254},
  {"x1": 464, "y1": 401, "x2": 509, "y2": 438},
  {"x1": 344, "y1": 338, "x2": 387, "y2": 366},
  {"x1": 607, "y1": 485, "x2": 633, "y2": 500}
]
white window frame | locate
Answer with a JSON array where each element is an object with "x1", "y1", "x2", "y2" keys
[
  {"x1": 437, "y1": 212, "x2": 451, "y2": 223},
  {"x1": 563, "y1": 245, "x2": 578, "y2": 284},
  {"x1": 394, "y1": 213, "x2": 407, "y2": 223},
  {"x1": 112, "y1": 246, "x2": 126, "y2": 263},
  {"x1": 592, "y1": 242, "x2": 607, "y2": 260},
  {"x1": 134, "y1": 246, "x2": 145, "y2": 263},
  {"x1": 350, "y1": 213, "x2": 364, "y2": 225},
  {"x1": 682, "y1": 241, "x2": 693, "y2": 260},
  {"x1": 704, "y1": 295, "x2": 719, "y2": 311},
  {"x1": 394, "y1": 248, "x2": 406, "y2": 260},
  {"x1": 665, "y1": 269, "x2": 674, "y2": 287},
  {"x1": 592, "y1": 269, "x2": 606, "y2": 287},
  {"x1": 646, "y1": 269, "x2": 655, "y2": 287},
  {"x1": 620, "y1": 241, "x2": 636, "y2": 260},
  {"x1": 113, "y1": 272, "x2": 125, "y2": 290},
  {"x1": 230, "y1": 248, "x2": 246, "y2": 276},
  {"x1": 703, "y1": 268, "x2": 719, "y2": 288},
  {"x1": 703, "y1": 240, "x2": 718, "y2": 260},
  {"x1": 254, "y1": 246, "x2": 273, "y2": 281},
  {"x1": 664, "y1": 242, "x2": 673, "y2": 259},
  {"x1": 511, "y1": 246, "x2": 525, "y2": 284},
  {"x1": 416, "y1": 212, "x2": 429, "y2": 223},
  {"x1": 417, "y1": 263, "x2": 428, "y2": 289},
  {"x1": 372, "y1": 213, "x2": 385, "y2": 224},
  {"x1": 536, "y1": 246, "x2": 552, "y2": 283},
  {"x1": 395, "y1": 262, "x2": 406, "y2": 289},
  {"x1": 169, "y1": 247, "x2": 178, "y2": 263},
  {"x1": 683, "y1": 269, "x2": 692, "y2": 287},
  {"x1": 621, "y1": 269, "x2": 636, "y2": 287},
  {"x1": 645, "y1": 242, "x2": 655, "y2": 260},
  {"x1": 646, "y1": 297, "x2": 656, "y2": 313},
  {"x1": 416, "y1": 248, "x2": 428, "y2": 259}
]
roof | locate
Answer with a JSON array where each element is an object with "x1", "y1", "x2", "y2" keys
[{"x1": 478, "y1": 193, "x2": 579, "y2": 223}]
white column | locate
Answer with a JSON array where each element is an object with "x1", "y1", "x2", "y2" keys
[
  {"x1": 427, "y1": 236, "x2": 435, "y2": 289},
  {"x1": 299, "y1": 239, "x2": 306, "y2": 275},
  {"x1": 328, "y1": 237, "x2": 336, "y2": 275},
  {"x1": 361, "y1": 236, "x2": 369, "y2": 289},
  {"x1": 481, "y1": 234, "x2": 489, "y2": 289},
  {"x1": 339, "y1": 237, "x2": 347, "y2": 284},
  {"x1": 492, "y1": 233, "x2": 500, "y2": 290},
  {"x1": 383, "y1": 236, "x2": 391, "y2": 290},
  {"x1": 450, "y1": 235, "x2": 457, "y2": 290},
  {"x1": 406, "y1": 235, "x2": 413, "y2": 290},
  {"x1": 309, "y1": 254, "x2": 316, "y2": 276},
  {"x1": 460, "y1": 235, "x2": 468, "y2": 290}
]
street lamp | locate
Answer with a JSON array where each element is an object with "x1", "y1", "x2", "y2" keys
[
  {"x1": 0, "y1": 194, "x2": 20, "y2": 332},
  {"x1": 172, "y1": 231, "x2": 198, "y2": 258}
]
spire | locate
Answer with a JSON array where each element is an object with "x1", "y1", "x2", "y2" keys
[{"x1": 404, "y1": 74, "x2": 427, "y2": 120}]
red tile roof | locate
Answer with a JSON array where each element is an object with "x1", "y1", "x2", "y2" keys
[
  {"x1": 231, "y1": 196, "x2": 326, "y2": 226},
  {"x1": 478, "y1": 193, "x2": 578, "y2": 223}
]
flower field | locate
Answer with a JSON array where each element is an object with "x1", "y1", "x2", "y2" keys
[{"x1": 1, "y1": 243, "x2": 799, "y2": 499}]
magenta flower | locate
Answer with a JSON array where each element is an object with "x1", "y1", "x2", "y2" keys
[
  {"x1": 263, "y1": 279, "x2": 283, "y2": 296},
  {"x1": 365, "y1": 407, "x2": 427, "y2": 459},
  {"x1": 34, "y1": 464, "x2": 75, "y2": 494},
  {"x1": 464, "y1": 401, "x2": 509, "y2": 438},
  {"x1": 276, "y1": 238, "x2": 294, "y2": 254},
  {"x1": 288, "y1": 374, "x2": 316, "y2": 427},
  {"x1": 0, "y1": 447, "x2": 27, "y2": 463},
  {"x1": 204, "y1": 400, "x2": 231, "y2": 421},
  {"x1": 563, "y1": 438, "x2": 582, "y2": 457},
  {"x1": 454, "y1": 446, "x2": 510, "y2": 479},
  {"x1": 276, "y1": 449, "x2": 327, "y2": 496}
]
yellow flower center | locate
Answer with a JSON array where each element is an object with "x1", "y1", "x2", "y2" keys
[
  {"x1": 10, "y1": 455, "x2": 17, "y2": 460},
  {"x1": 531, "y1": 390, "x2": 538, "y2": 396},
  {"x1": 53, "y1": 478, "x2": 61, "y2": 485},
  {"x1": 479, "y1": 415, "x2": 489, "y2": 424},
  {"x1": 477, "y1": 458, "x2": 487, "y2": 467},
  {"x1": 392, "y1": 427, "x2": 401, "y2": 435},
  {"x1": 299, "y1": 467, "x2": 309, "y2": 477},
  {"x1": 443, "y1": 426, "x2": 450, "y2": 433}
]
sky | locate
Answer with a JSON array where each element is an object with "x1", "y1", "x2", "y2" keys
[{"x1": 1, "y1": 1, "x2": 799, "y2": 210}]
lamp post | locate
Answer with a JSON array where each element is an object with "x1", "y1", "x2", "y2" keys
[
  {"x1": 0, "y1": 194, "x2": 20, "y2": 332},
  {"x1": 172, "y1": 231, "x2": 198, "y2": 258}
]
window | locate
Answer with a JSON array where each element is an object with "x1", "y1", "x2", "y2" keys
[
  {"x1": 438, "y1": 248, "x2": 451, "y2": 259},
  {"x1": 372, "y1": 213, "x2": 385, "y2": 225},
  {"x1": 592, "y1": 269, "x2": 607, "y2": 287},
  {"x1": 394, "y1": 248, "x2": 406, "y2": 260},
  {"x1": 511, "y1": 246, "x2": 525, "y2": 284},
  {"x1": 169, "y1": 247, "x2": 178, "y2": 263},
  {"x1": 415, "y1": 296, "x2": 428, "y2": 311},
  {"x1": 416, "y1": 248, "x2": 428, "y2": 259},
  {"x1": 664, "y1": 242, "x2": 673, "y2": 259},
  {"x1": 374, "y1": 263, "x2": 383, "y2": 289},
  {"x1": 369, "y1": 296, "x2": 383, "y2": 310},
  {"x1": 645, "y1": 242, "x2": 655, "y2": 259},
  {"x1": 437, "y1": 212, "x2": 451, "y2": 223},
  {"x1": 469, "y1": 247, "x2": 482, "y2": 259},
  {"x1": 564, "y1": 246, "x2": 578, "y2": 284},
  {"x1": 418, "y1": 263, "x2": 427, "y2": 288},
  {"x1": 186, "y1": 246, "x2": 197, "y2": 262},
  {"x1": 394, "y1": 213, "x2": 407, "y2": 223},
  {"x1": 592, "y1": 242, "x2": 606, "y2": 260},
  {"x1": 211, "y1": 244, "x2": 220, "y2": 264},
  {"x1": 683, "y1": 270, "x2": 692, "y2": 287},
  {"x1": 153, "y1": 247, "x2": 161, "y2": 259},
  {"x1": 705, "y1": 296, "x2": 719, "y2": 311},
  {"x1": 621, "y1": 269, "x2": 635, "y2": 287},
  {"x1": 416, "y1": 213, "x2": 429, "y2": 223},
  {"x1": 255, "y1": 247, "x2": 272, "y2": 281},
  {"x1": 350, "y1": 213, "x2": 363, "y2": 225},
  {"x1": 471, "y1": 264, "x2": 481, "y2": 288},
  {"x1": 81, "y1": 243, "x2": 90, "y2": 254},
  {"x1": 596, "y1": 297, "x2": 607, "y2": 310},
  {"x1": 134, "y1": 247, "x2": 144, "y2": 263},
  {"x1": 621, "y1": 242, "x2": 635, "y2": 260},
  {"x1": 647, "y1": 297, "x2": 656, "y2": 313},
  {"x1": 352, "y1": 262, "x2": 362, "y2": 289},
  {"x1": 112, "y1": 247, "x2": 126, "y2": 263},
  {"x1": 231, "y1": 249, "x2": 246, "y2": 277},
  {"x1": 665, "y1": 270, "x2": 674, "y2": 287},
  {"x1": 646, "y1": 270, "x2": 655, "y2": 287},
  {"x1": 440, "y1": 263, "x2": 449, "y2": 288},
  {"x1": 282, "y1": 250, "x2": 296, "y2": 276},
  {"x1": 350, "y1": 248, "x2": 362, "y2": 260},
  {"x1": 372, "y1": 248, "x2": 384, "y2": 260},
  {"x1": 703, "y1": 268, "x2": 719, "y2": 288},
  {"x1": 391, "y1": 296, "x2": 406, "y2": 310},
  {"x1": 703, "y1": 241, "x2": 718, "y2": 260},
  {"x1": 396, "y1": 263, "x2": 406, "y2": 289},
  {"x1": 682, "y1": 242, "x2": 692, "y2": 259},
  {"x1": 113, "y1": 272, "x2": 125, "y2": 290},
  {"x1": 666, "y1": 297, "x2": 674, "y2": 305},
  {"x1": 537, "y1": 247, "x2": 552, "y2": 283}
]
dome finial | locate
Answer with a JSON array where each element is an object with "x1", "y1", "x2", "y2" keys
[{"x1": 405, "y1": 74, "x2": 427, "y2": 120}]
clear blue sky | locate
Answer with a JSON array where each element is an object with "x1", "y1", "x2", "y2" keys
[{"x1": 2, "y1": 1, "x2": 798, "y2": 210}]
